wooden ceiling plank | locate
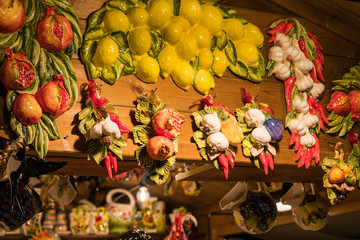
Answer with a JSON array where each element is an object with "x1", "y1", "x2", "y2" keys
[{"x1": 267, "y1": 0, "x2": 360, "y2": 46}]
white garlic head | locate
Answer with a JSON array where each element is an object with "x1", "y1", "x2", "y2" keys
[
  {"x1": 295, "y1": 69, "x2": 313, "y2": 92},
  {"x1": 268, "y1": 46, "x2": 284, "y2": 63},
  {"x1": 274, "y1": 62, "x2": 291, "y2": 80},
  {"x1": 201, "y1": 112, "x2": 221, "y2": 135},
  {"x1": 90, "y1": 122, "x2": 103, "y2": 140},
  {"x1": 288, "y1": 117, "x2": 307, "y2": 136},
  {"x1": 303, "y1": 113, "x2": 319, "y2": 129},
  {"x1": 295, "y1": 58, "x2": 314, "y2": 73},
  {"x1": 207, "y1": 132, "x2": 229, "y2": 152},
  {"x1": 102, "y1": 116, "x2": 121, "y2": 139},
  {"x1": 285, "y1": 46, "x2": 302, "y2": 63},
  {"x1": 251, "y1": 126, "x2": 271, "y2": 145},
  {"x1": 300, "y1": 132, "x2": 316, "y2": 147},
  {"x1": 310, "y1": 82, "x2": 325, "y2": 99},
  {"x1": 245, "y1": 109, "x2": 266, "y2": 128},
  {"x1": 292, "y1": 95, "x2": 309, "y2": 114},
  {"x1": 274, "y1": 33, "x2": 291, "y2": 50}
]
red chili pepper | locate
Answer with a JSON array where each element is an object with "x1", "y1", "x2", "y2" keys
[
  {"x1": 259, "y1": 151, "x2": 268, "y2": 175},
  {"x1": 284, "y1": 76, "x2": 296, "y2": 112},
  {"x1": 307, "y1": 96, "x2": 318, "y2": 116},
  {"x1": 308, "y1": 95, "x2": 329, "y2": 128},
  {"x1": 296, "y1": 145, "x2": 303, "y2": 161},
  {"x1": 315, "y1": 102, "x2": 329, "y2": 126},
  {"x1": 199, "y1": 95, "x2": 235, "y2": 116},
  {"x1": 103, "y1": 155, "x2": 112, "y2": 179},
  {"x1": 289, "y1": 132, "x2": 296, "y2": 146},
  {"x1": 314, "y1": 56, "x2": 325, "y2": 82},
  {"x1": 298, "y1": 148, "x2": 308, "y2": 168},
  {"x1": 307, "y1": 31, "x2": 323, "y2": 51},
  {"x1": 298, "y1": 38, "x2": 310, "y2": 59},
  {"x1": 268, "y1": 21, "x2": 287, "y2": 43},
  {"x1": 267, "y1": 152, "x2": 274, "y2": 170},
  {"x1": 306, "y1": 148, "x2": 314, "y2": 169},
  {"x1": 283, "y1": 21, "x2": 294, "y2": 35},
  {"x1": 294, "y1": 134, "x2": 301, "y2": 151},
  {"x1": 240, "y1": 87, "x2": 255, "y2": 104},
  {"x1": 219, "y1": 153, "x2": 229, "y2": 179},
  {"x1": 349, "y1": 129, "x2": 358, "y2": 147},
  {"x1": 309, "y1": 69, "x2": 319, "y2": 83},
  {"x1": 311, "y1": 132, "x2": 320, "y2": 164},
  {"x1": 316, "y1": 48, "x2": 324, "y2": 65},
  {"x1": 108, "y1": 152, "x2": 118, "y2": 173},
  {"x1": 225, "y1": 151, "x2": 235, "y2": 169}
]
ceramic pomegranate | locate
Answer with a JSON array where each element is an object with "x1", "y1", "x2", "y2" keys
[
  {"x1": 13, "y1": 94, "x2": 42, "y2": 125},
  {"x1": 348, "y1": 90, "x2": 360, "y2": 121},
  {"x1": 0, "y1": 49, "x2": 35, "y2": 90},
  {"x1": 152, "y1": 108, "x2": 185, "y2": 139},
  {"x1": 35, "y1": 74, "x2": 70, "y2": 118},
  {"x1": 327, "y1": 91, "x2": 351, "y2": 116},
  {"x1": 146, "y1": 135, "x2": 175, "y2": 161},
  {"x1": 0, "y1": 0, "x2": 26, "y2": 33},
  {"x1": 36, "y1": 6, "x2": 73, "y2": 52}
]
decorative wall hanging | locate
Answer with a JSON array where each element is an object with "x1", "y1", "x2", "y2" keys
[
  {"x1": 267, "y1": 18, "x2": 327, "y2": 168},
  {"x1": 0, "y1": 0, "x2": 82, "y2": 158},
  {"x1": 81, "y1": 0, "x2": 265, "y2": 94},
  {"x1": 78, "y1": 79, "x2": 129, "y2": 179},
  {"x1": 322, "y1": 142, "x2": 360, "y2": 205},
  {"x1": 192, "y1": 95, "x2": 240, "y2": 178},
  {"x1": 133, "y1": 90, "x2": 185, "y2": 184},
  {"x1": 327, "y1": 63, "x2": 360, "y2": 136},
  {"x1": 236, "y1": 88, "x2": 284, "y2": 175}
]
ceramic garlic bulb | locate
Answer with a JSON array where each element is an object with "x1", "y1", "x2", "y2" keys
[
  {"x1": 251, "y1": 126, "x2": 271, "y2": 145},
  {"x1": 201, "y1": 112, "x2": 221, "y2": 135},
  {"x1": 245, "y1": 109, "x2": 266, "y2": 128},
  {"x1": 207, "y1": 132, "x2": 229, "y2": 152}
]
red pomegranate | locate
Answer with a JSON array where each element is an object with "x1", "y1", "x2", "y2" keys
[
  {"x1": 146, "y1": 135, "x2": 175, "y2": 161},
  {"x1": 348, "y1": 90, "x2": 360, "y2": 121},
  {"x1": 13, "y1": 93, "x2": 42, "y2": 125},
  {"x1": 0, "y1": 0, "x2": 26, "y2": 33},
  {"x1": 36, "y1": 6, "x2": 73, "y2": 52},
  {"x1": 0, "y1": 48, "x2": 34, "y2": 90},
  {"x1": 327, "y1": 91, "x2": 351, "y2": 116},
  {"x1": 152, "y1": 108, "x2": 185, "y2": 139},
  {"x1": 35, "y1": 74, "x2": 70, "y2": 118}
]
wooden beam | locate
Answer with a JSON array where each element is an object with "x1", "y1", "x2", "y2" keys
[{"x1": 267, "y1": 0, "x2": 360, "y2": 46}]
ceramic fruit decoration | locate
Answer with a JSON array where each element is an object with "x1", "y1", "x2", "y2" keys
[
  {"x1": 192, "y1": 95, "x2": 242, "y2": 178},
  {"x1": 0, "y1": 0, "x2": 82, "y2": 158},
  {"x1": 133, "y1": 90, "x2": 185, "y2": 184},
  {"x1": 327, "y1": 63, "x2": 360, "y2": 137},
  {"x1": 0, "y1": 136, "x2": 66, "y2": 231},
  {"x1": 81, "y1": 0, "x2": 265, "y2": 92},
  {"x1": 236, "y1": 88, "x2": 284, "y2": 175},
  {"x1": 0, "y1": 0, "x2": 26, "y2": 33},
  {"x1": 322, "y1": 142, "x2": 360, "y2": 205},
  {"x1": 267, "y1": 18, "x2": 327, "y2": 168},
  {"x1": 78, "y1": 79, "x2": 129, "y2": 179}
]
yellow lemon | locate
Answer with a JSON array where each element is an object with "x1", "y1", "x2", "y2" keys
[
  {"x1": 171, "y1": 59, "x2": 195, "y2": 90},
  {"x1": 135, "y1": 55, "x2": 159, "y2": 83},
  {"x1": 92, "y1": 36, "x2": 119, "y2": 69},
  {"x1": 189, "y1": 24, "x2": 211, "y2": 49},
  {"x1": 198, "y1": 48, "x2": 213, "y2": 70},
  {"x1": 147, "y1": 0, "x2": 172, "y2": 29},
  {"x1": 176, "y1": 34, "x2": 198, "y2": 61},
  {"x1": 223, "y1": 18, "x2": 244, "y2": 41},
  {"x1": 243, "y1": 23, "x2": 264, "y2": 47},
  {"x1": 162, "y1": 22, "x2": 183, "y2": 44},
  {"x1": 179, "y1": 0, "x2": 201, "y2": 25},
  {"x1": 199, "y1": 4, "x2": 223, "y2": 36},
  {"x1": 169, "y1": 16, "x2": 190, "y2": 32},
  {"x1": 212, "y1": 48, "x2": 229, "y2": 77},
  {"x1": 128, "y1": 28, "x2": 151, "y2": 55},
  {"x1": 158, "y1": 45, "x2": 179, "y2": 78},
  {"x1": 102, "y1": 10, "x2": 129, "y2": 33},
  {"x1": 236, "y1": 41, "x2": 259, "y2": 66},
  {"x1": 126, "y1": 7, "x2": 148, "y2": 27},
  {"x1": 193, "y1": 69, "x2": 215, "y2": 95}
]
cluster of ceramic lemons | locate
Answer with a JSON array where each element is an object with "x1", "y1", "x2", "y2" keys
[{"x1": 82, "y1": 0, "x2": 264, "y2": 94}]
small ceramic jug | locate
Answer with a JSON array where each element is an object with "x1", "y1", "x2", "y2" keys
[
  {"x1": 106, "y1": 188, "x2": 135, "y2": 234},
  {"x1": 220, "y1": 182, "x2": 277, "y2": 234}
]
